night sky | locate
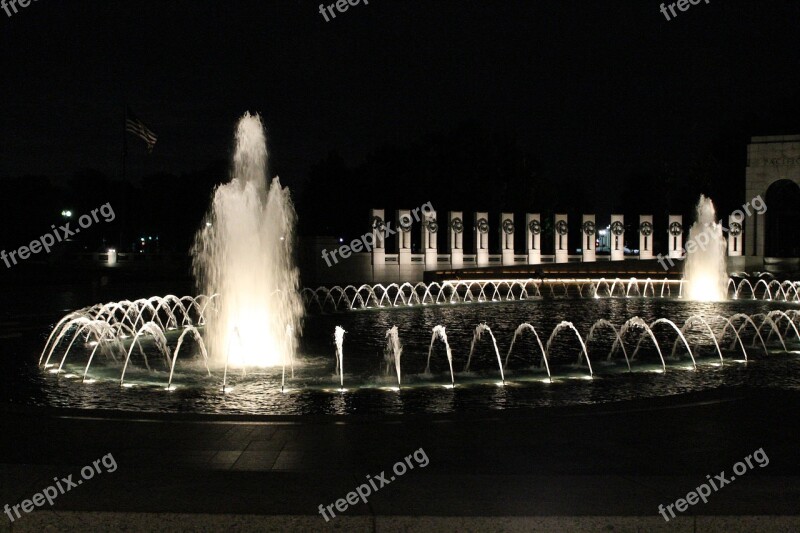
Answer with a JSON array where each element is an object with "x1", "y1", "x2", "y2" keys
[{"x1": 2, "y1": 0, "x2": 799, "y2": 208}]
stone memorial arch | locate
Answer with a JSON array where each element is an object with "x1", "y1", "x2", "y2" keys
[{"x1": 745, "y1": 135, "x2": 800, "y2": 267}]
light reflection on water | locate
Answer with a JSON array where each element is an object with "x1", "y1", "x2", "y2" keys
[{"x1": 9, "y1": 297, "x2": 800, "y2": 415}]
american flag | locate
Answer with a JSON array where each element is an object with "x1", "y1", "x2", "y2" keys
[{"x1": 125, "y1": 108, "x2": 157, "y2": 152}]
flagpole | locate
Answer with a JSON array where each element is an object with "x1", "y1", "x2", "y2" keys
[
  {"x1": 122, "y1": 106, "x2": 127, "y2": 182},
  {"x1": 121, "y1": 106, "x2": 128, "y2": 250}
]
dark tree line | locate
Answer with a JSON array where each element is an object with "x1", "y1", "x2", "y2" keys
[
  {"x1": 0, "y1": 161, "x2": 227, "y2": 255},
  {"x1": 296, "y1": 121, "x2": 756, "y2": 253},
  {"x1": 295, "y1": 123, "x2": 569, "y2": 252},
  {"x1": 0, "y1": 118, "x2": 771, "y2": 257}
]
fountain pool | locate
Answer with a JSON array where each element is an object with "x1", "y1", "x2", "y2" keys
[{"x1": 15, "y1": 295, "x2": 800, "y2": 416}]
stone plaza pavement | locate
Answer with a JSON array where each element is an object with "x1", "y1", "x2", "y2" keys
[{"x1": 1, "y1": 387, "x2": 799, "y2": 532}]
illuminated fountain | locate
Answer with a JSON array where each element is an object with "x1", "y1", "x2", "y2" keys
[
  {"x1": 191, "y1": 113, "x2": 303, "y2": 368},
  {"x1": 683, "y1": 195, "x2": 728, "y2": 301},
  {"x1": 40, "y1": 297, "x2": 800, "y2": 388},
  {"x1": 30, "y1": 116, "x2": 800, "y2": 414}
]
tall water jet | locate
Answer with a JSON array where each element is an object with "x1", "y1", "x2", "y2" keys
[
  {"x1": 683, "y1": 195, "x2": 727, "y2": 301},
  {"x1": 334, "y1": 326, "x2": 346, "y2": 389},
  {"x1": 192, "y1": 113, "x2": 304, "y2": 367},
  {"x1": 384, "y1": 326, "x2": 402, "y2": 386}
]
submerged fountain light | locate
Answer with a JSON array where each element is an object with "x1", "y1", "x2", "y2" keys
[{"x1": 192, "y1": 112, "x2": 304, "y2": 368}]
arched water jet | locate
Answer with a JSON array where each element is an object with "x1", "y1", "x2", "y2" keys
[
  {"x1": 56, "y1": 321, "x2": 114, "y2": 375},
  {"x1": 42, "y1": 316, "x2": 95, "y2": 368},
  {"x1": 426, "y1": 325, "x2": 455, "y2": 386},
  {"x1": 463, "y1": 323, "x2": 505, "y2": 384},
  {"x1": 504, "y1": 323, "x2": 550, "y2": 381},
  {"x1": 728, "y1": 313, "x2": 769, "y2": 355},
  {"x1": 131, "y1": 298, "x2": 168, "y2": 333},
  {"x1": 120, "y1": 323, "x2": 172, "y2": 386},
  {"x1": 676, "y1": 315, "x2": 724, "y2": 365},
  {"x1": 625, "y1": 279, "x2": 641, "y2": 298},
  {"x1": 40, "y1": 311, "x2": 89, "y2": 366},
  {"x1": 754, "y1": 279, "x2": 773, "y2": 300},
  {"x1": 587, "y1": 319, "x2": 630, "y2": 372},
  {"x1": 784, "y1": 310, "x2": 800, "y2": 338},
  {"x1": 152, "y1": 295, "x2": 183, "y2": 331},
  {"x1": 82, "y1": 333, "x2": 125, "y2": 382},
  {"x1": 609, "y1": 279, "x2": 622, "y2": 298},
  {"x1": 615, "y1": 317, "x2": 665, "y2": 371},
  {"x1": 767, "y1": 281, "x2": 788, "y2": 301},
  {"x1": 767, "y1": 310, "x2": 800, "y2": 341},
  {"x1": 751, "y1": 314, "x2": 788, "y2": 352},
  {"x1": 545, "y1": 321, "x2": 593, "y2": 377},
  {"x1": 168, "y1": 326, "x2": 211, "y2": 390},
  {"x1": 708, "y1": 314, "x2": 749, "y2": 362},
  {"x1": 642, "y1": 278, "x2": 655, "y2": 298},
  {"x1": 737, "y1": 279, "x2": 755, "y2": 300},
  {"x1": 637, "y1": 318, "x2": 695, "y2": 369}
]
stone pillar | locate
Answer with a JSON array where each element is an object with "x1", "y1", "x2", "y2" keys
[
  {"x1": 526, "y1": 213, "x2": 542, "y2": 265},
  {"x1": 500, "y1": 212, "x2": 515, "y2": 266},
  {"x1": 397, "y1": 209, "x2": 413, "y2": 265},
  {"x1": 668, "y1": 215, "x2": 684, "y2": 259},
  {"x1": 744, "y1": 208, "x2": 766, "y2": 260},
  {"x1": 370, "y1": 208, "x2": 386, "y2": 265},
  {"x1": 581, "y1": 215, "x2": 596, "y2": 262},
  {"x1": 610, "y1": 214, "x2": 625, "y2": 261},
  {"x1": 448, "y1": 211, "x2": 464, "y2": 269},
  {"x1": 639, "y1": 215, "x2": 654, "y2": 260},
  {"x1": 474, "y1": 212, "x2": 489, "y2": 267},
  {"x1": 369, "y1": 209, "x2": 387, "y2": 281},
  {"x1": 728, "y1": 213, "x2": 743, "y2": 256},
  {"x1": 422, "y1": 209, "x2": 439, "y2": 269},
  {"x1": 554, "y1": 213, "x2": 569, "y2": 263}
]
